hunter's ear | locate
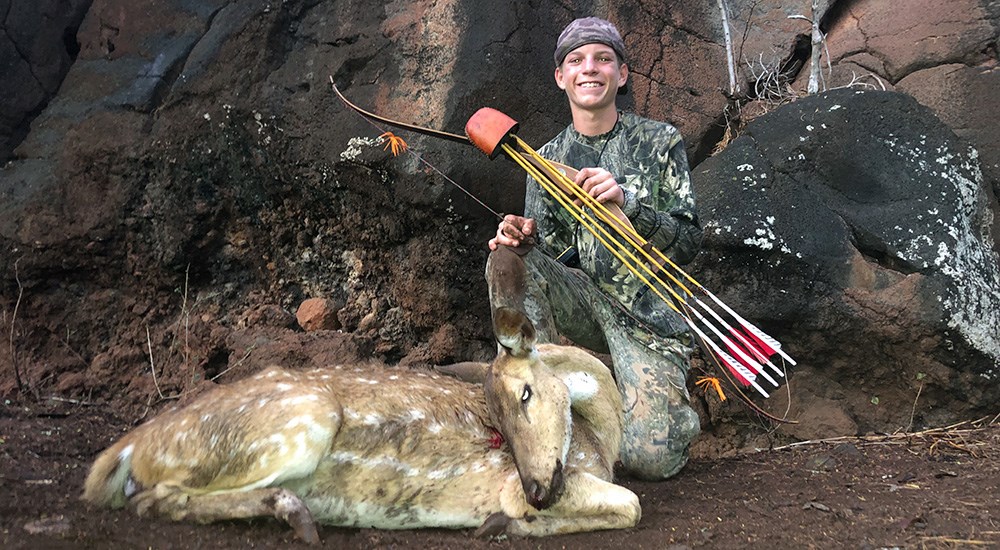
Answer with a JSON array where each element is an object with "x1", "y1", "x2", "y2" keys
[{"x1": 555, "y1": 65, "x2": 567, "y2": 90}]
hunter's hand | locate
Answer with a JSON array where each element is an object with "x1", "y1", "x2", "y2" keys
[
  {"x1": 574, "y1": 167, "x2": 624, "y2": 208},
  {"x1": 489, "y1": 215, "x2": 535, "y2": 250}
]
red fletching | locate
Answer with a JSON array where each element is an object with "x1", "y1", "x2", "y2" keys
[
  {"x1": 728, "y1": 327, "x2": 768, "y2": 363},
  {"x1": 740, "y1": 324, "x2": 776, "y2": 357},
  {"x1": 726, "y1": 341, "x2": 762, "y2": 374},
  {"x1": 717, "y1": 349, "x2": 752, "y2": 386}
]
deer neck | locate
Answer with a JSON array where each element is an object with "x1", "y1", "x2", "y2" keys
[{"x1": 538, "y1": 345, "x2": 624, "y2": 467}]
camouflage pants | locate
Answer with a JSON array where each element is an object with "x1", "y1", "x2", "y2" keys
[{"x1": 486, "y1": 248, "x2": 700, "y2": 480}]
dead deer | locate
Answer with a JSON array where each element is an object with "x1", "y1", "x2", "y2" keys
[{"x1": 81, "y1": 306, "x2": 640, "y2": 541}]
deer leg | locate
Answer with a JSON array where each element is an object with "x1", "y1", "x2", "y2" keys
[
  {"x1": 498, "y1": 472, "x2": 640, "y2": 536},
  {"x1": 131, "y1": 483, "x2": 320, "y2": 544}
]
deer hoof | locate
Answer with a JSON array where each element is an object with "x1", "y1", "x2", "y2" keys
[
  {"x1": 474, "y1": 512, "x2": 512, "y2": 538},
  {"x1": 271, "y1": 489, "x2": 320, "y2": 544}
]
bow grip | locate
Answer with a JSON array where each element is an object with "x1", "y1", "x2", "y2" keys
[{"x1": 465, "y1": 108, "x2": 519, "y2": 159}]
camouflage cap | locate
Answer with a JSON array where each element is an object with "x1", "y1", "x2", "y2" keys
[{"x1": 553, "y1": 17, "x2": 626, "y2": 66}]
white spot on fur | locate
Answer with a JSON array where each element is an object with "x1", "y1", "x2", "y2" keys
[
  {"x1": 562, "y1": 372, "x2": 598, "y2": 402},
  {"x1": 279, "y1": 394, "x2": 319, "y2": 406},
  {"x1": 284, "y1": 415, "x2": 316, "y2": 429},
  {"x1": 293, "y1": 432, "x2": 309, "y2": 457},
  {"x1": 159, "y1": 453, "x2": 180, "y2": 468},
  {"x1": 268, "y1": 433, "x2": 287, "y2": 449},
  {"x1": 119, "y1": 444, "x2": 134, "y2": 461},
  {"x1": 329, "y1": 451, "x2": 420, "y2": 477}
]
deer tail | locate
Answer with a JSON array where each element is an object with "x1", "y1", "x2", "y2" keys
[{"x1": 81, "y1": 435, "x2": 136, "y2": 508}]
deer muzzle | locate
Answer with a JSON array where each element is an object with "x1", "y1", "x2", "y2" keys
[{"x1": 523, "y1": 459, "x2": 565, "y2": 510}]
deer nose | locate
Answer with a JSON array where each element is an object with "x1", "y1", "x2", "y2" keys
[
  {"x1": 524, "y1": 459, "x2": 564, "y2": 510},
  {"x1": 524, "y1": 479, "x2": 550, "y2": 510}
]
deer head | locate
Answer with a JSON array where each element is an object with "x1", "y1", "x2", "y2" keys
[{"x1": 485, "y1": 307, "x2": 573, "y2": 510}]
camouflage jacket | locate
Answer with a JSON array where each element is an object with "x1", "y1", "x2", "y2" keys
[{"x1": 525, "y1": 111, "x2": 702, "y2": 322}]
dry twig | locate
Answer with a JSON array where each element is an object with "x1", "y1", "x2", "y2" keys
[
  {"x1": 209, "y1": 345, "x2": 256, "y2": 382},
  {"x1": 770, "y1": 416, "x2": 998, "y2": 453},
  {"x1": 717, "y1": 0, "x2": 739, "y2": 96},
  {"x1": 10, "y1": 258, "x2": 26, "y2": 392},
  {"x1": 788, "y1": 0, "x2": 825, "y2": 94},
  {"x1": 182, "y1": 264, "x2": 191, "y2": 376},
  {"x1": 146, "y1": 325, "x2": 165, "y2": 400},
  {"x1": 146, "y1": 325, "x2": 180, "y2": 402},
  {"x1": 46, "y1": 396, "x2": 96, "y2": 406},
  {"x1": 905, "y1": 375, "x2": 925, "y2": 433}
]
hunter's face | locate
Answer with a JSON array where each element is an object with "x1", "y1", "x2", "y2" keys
[{"x1": 555, "y1": 43, "x2": 628, "y2": 113}]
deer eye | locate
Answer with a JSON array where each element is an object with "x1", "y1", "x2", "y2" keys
[{"x1": 521, "y1": 385, "x2": 532, "y2": 403}]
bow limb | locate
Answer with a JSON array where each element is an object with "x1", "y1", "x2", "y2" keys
[{"x1": 330, "y1": 78, "x2": 472, "y2": 147}]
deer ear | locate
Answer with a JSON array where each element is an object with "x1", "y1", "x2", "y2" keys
[
  {"x1": 493, "y1": 307, "x2": 536, "y2": 358},
  {"x1": 434, "y1": 361, "x2": 490, "y2": 384}
]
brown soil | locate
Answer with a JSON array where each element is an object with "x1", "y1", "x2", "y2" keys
[{"x1": 3, "y1": 397, "x2": 997, "y2": 549}]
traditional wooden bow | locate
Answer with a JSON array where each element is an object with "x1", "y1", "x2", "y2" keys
[
  {"x1": 331, "y1": 80, "x2": 797, "y2": 419},
  {"x1": 331, "y1": 81, "x2": 635, "y2": 232}
]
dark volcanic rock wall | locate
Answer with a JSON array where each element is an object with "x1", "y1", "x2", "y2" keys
[
  {"x1": 0, "y1": 0, "x2": 92, "y2": 161},
  {"x1": 691, "y1": 89, "x2": 999, "y2": 442}
]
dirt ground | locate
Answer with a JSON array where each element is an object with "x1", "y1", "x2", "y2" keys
[{"x1": 2, "y1": 396, "x2": 997, "y2": 549}]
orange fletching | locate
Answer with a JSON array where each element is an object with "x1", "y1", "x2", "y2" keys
[
  {"x1": 379, "y1": 131, "x2": 408, "y2": 157},
  {"x1": 695, "y1": 376, "x2": 727, "y2": 402}
]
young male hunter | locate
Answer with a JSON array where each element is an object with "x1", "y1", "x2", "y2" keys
[{"x1": 487, "y1": 17, "x2": 702, "y2": 479}]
